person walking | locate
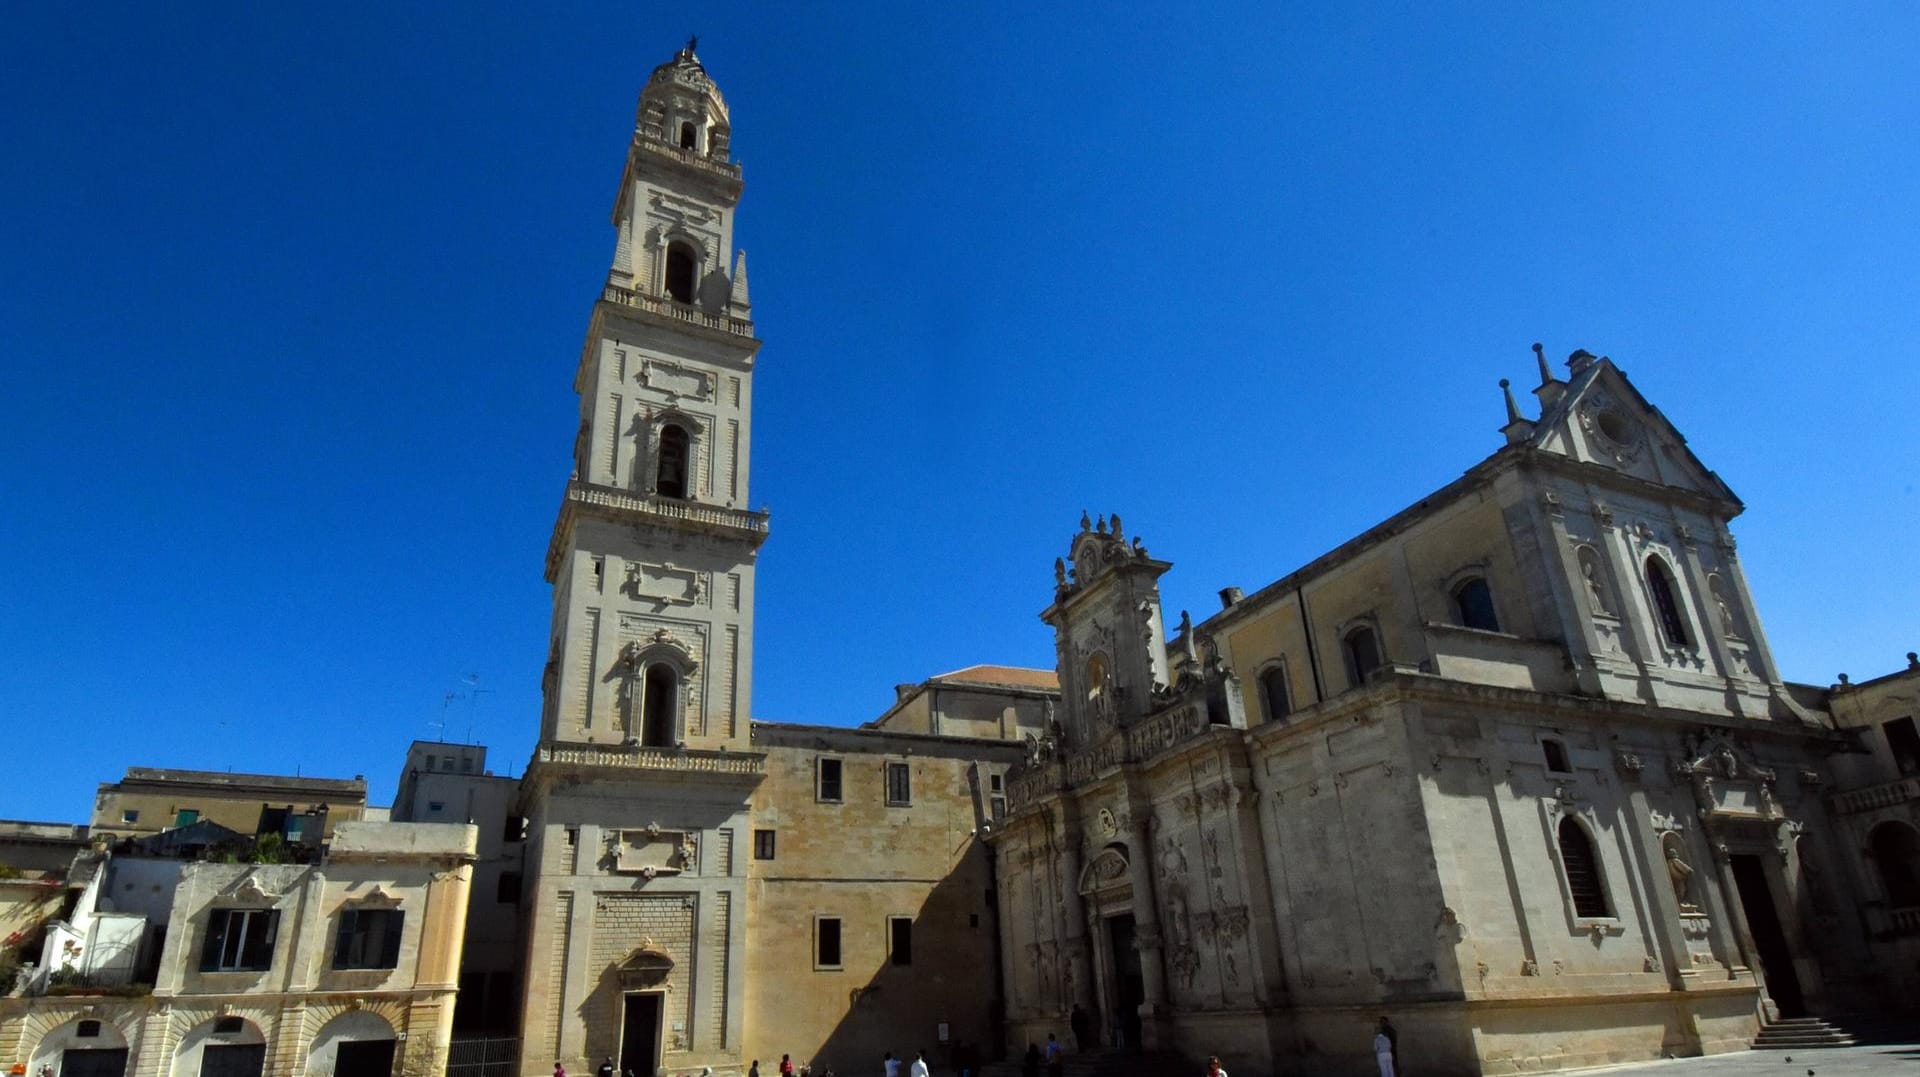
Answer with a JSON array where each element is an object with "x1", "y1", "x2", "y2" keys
[
  {"x1": 1205, "y1": 1056, "x2": 1229, "y2": 1077},
  {"x1": 748, "y1": 1063, "x2": 760, "y2": 1077},
  {"x1": 1069, "y1": 1004, "x2": 1091, "y2": 1052},
  {"x1": 883, "y1": 1052, "x2": 901, "y2": 1077},
  {"x1": 553, "y1": 1062, "x2": 566, "y2": 1077},
  {"x1": 780, "y1": 1054, "x2": 795, "y2": 1077},
  {"x1": 1373, "y1": 1018, "x2": 1397, "y2": 1077},
  {"x1": 1043, "y1": 1033, "x2": 1062, "y2": 1077},
  {"x1": 1020, "y1": 1043, "x2": 1041, "y2": 1077},
  {"x1": 597, "y1": 1058, "x2": 614, "y2": 1077},
  {"x1": 908, "y1": 1050, "x2": 930, "y2": 1077}
]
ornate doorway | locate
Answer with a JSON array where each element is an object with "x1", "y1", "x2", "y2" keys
[
  {"x1": 1103, "y1": 914, "x2": 1145, "y2": 1050},
  {"x1": 1731, "y1": 854, "x2": 1806, "y2": 1017}
]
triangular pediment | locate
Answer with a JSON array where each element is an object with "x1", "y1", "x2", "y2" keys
[{"x1": 1527, "y1": 357, "x2": 1738, "y2": 506}]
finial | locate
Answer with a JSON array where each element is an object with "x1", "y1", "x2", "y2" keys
[
  {"x1": 1533, "y1": 343, "x2": 1553, "y2": 386},
  {"x1": 1567, "y1": 348, "x2": 1597, "y2": 373},
  {"x1": 1908, "y1": 651, "x2": 1918, "y2": 670},
  {"x1": 1079, "y1": 510, "x2": 1091, "y2": 531},
  {"x1": 1110, "y1": 513, "x2": 1124, "y2": 541},
  {"x1": 1054, "y1": 558, "x2": 1067, "y2": 587},
  {"x1": 1838, "y1": 673, "x2": 1851, "y2": 686},
  {"x1": 685, "y1": 34, "x2": 699, "y2": 55},
  {"x1": 1500, "y1": 379, "x2": 1522, "y2": 424},
  {"x1": 1096, "y1": 514, "x2": 1108, "y2": 535},
  {"x1": 729, "y1": 250, "x2": 750, "y2": 310}
]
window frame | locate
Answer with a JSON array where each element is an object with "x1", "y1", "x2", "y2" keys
[
  {"x1": 887, "y1": 915, "x2": 913, "y2": 967},
  {"x1": 814, "y1": 916, "x2": 843, "y2": 970},
  {"x1": 884, "y1": 761, "x2": 912, "y2": 807},
  {"x1": 1257, "y1": 661, "x2": 1293, "y2": 724},
  {"x1": 1541, "y1": 736, "x2": 1573, "y2": 775},
  {"x1": 200, "y1": 907, "x2": 280, "y2": 973},
  {"x1": 1341, "y1": 622, "x2": 1384, "y2": 689},
  {"x1": 817, "y1": 757, "x2": 845, "y2": 804},
  {"x1": 753, "y1": 828, "x2": 776, "y2": 861},
  {"x1": 332, "y1": 907, "x2": 406, "y2": 971},
  {"x1": 1451, "y1": 575, "x2": 1501, "y2": 633},
  {"x1": 1643, "y1": 554, "x2": 1694, "y2": 649}
]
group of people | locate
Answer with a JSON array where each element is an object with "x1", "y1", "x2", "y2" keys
[{"x1": 560, "y1": 1013, "x2": 1401, "y2": 1077}]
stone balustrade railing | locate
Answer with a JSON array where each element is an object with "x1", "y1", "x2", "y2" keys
[
  {"x1": 601, "y1": 284, "x2": 755, "y2": 338},
  {"x1": 566, "y1": 482, "x2": 770, "y2": 536},
  {"x1": 536, "y1": 742, "x2": 765, "y2": 776},
  {"x1": 1832, "y1": 775, "x2": 1920, "y2": 815},
  {"x1": 1005, "y1": 701, "x2": 1212, "y2": 812},
  {"x1": 639, "y1": 138, "x2": 743, "y2": 180}
]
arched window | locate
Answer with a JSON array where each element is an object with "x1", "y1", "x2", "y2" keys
[
  {"x1": 641, "y1": 665, "x2": 677, "y2": 747},
  {"x1": 678, "y1": 122, "x2": 697, "y2": 150},
  {"x1": 1557, "y1": 817, "x2": 1611, "y2": 918},
  {"x1": 1259, "y1": 665, "x2": 1292, "y2": 724},
  {"x1": 1343, "y1": 625, "x2": 1382, "y2": 689},
  {"x1": 1645, "y1": 556, "x2": 1692, "y2": 648},
  {"x1": 1452, "y1": 576, "x2": 1500, "y2": 632},
  {"x1": 655, "y1": 424, "x2": 690, "y2": 499},
  {"x1": 1870, "y1": 822, "x2": 1920, "y2": 909},
  {"x1": 664, "y1": 242, "x2": 697, "y2": 304},
  {"x1": 1084, "y1": 653, "x2": 1110, "y2": 717}
]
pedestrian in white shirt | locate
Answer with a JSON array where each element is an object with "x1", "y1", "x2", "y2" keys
[
  {"x1": 1205, "y1": 1054, "x2": 1228, "y2": 1077},
  {"x1": 882, "y1": 1053, "x2": 900, "y2": 1077},
  {"x1": 907, "y1": 1050, "x2": 929, "y2": 1077},
  {"x1": 1373, "y1": 1021, "x2": 1397, "y2": 1077}
]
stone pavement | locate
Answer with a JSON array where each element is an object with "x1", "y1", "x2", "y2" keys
[{"x1": 1561, "y1": 1043, "x2": 1920, "y2": 1076}]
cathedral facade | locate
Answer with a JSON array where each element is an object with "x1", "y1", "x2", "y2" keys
[{"x1": 511, "y1": 43, "x2": 1914, "y2": 1077}]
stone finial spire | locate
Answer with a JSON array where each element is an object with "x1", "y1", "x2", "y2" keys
[
  {"x1": 729, "y1": 250, "x2": 751, "y2": 313},
  {"x1": 1532, "y1": 342, "x2": 1566, "y2": 408},
  {"x1": 1500, "y1": 378, "x2": 1535, "y2": 446}
]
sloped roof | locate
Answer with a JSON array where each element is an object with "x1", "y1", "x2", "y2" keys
[{"x1": 928, "y1": 665, "x2": 1059, "y2": 690}]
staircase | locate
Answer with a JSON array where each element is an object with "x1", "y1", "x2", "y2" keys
[
  {"x1": 980, "y1": 1050, "x2": 1189, "y2": 1077},
  {"x1": 1750, "y1": 1016, "x2": 1857, "y2": 1050}
]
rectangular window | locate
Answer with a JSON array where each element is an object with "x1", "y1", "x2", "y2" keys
[
  {"x1": 333, "y1": 908, "x2": 405, "y2": 970},
  {"x1": 817, "y1": 758, "x2": 844, "y2": 803},
  {"x1": 175, "y1": 808, "x2": 200, "y2": 828},
  {"x1": 200, "y1": 907, "x2": 279, "y2": 972},
  {"x1": 427, "y1": 801, "x2": 445, "y2": 813},
  {"x1": 459, "y1": 757, "x2": 474, "y2": 773},
  {"x1": 120, "y1": 810, "x2": 139, "y2": 825},
  {"x1": 989, "y1": 772, "x2": 1004, "y2": 793},
  {"x1": 1885, "y1": 717, "x2": 1920, "y2": 776},
  {"x1": 564, "y1": 826, "x2": 578, "y2": 846},
  {"x1": 424, "y1": 756, "x2": 436, "y2": 771},
  {"x1": 442, "y1": 755, "x2": 456, "y2": 771},
  {"x1": 815, "y1": 917, "x2": 842, "y2": 969},
  {"x1": 754, "y1": 829, "x2": 776, "y2": 861},
  {"x1": 888, "y1": 916, "x2": 913, "y2": 966},
  {"x1": 76, "y1": 1020, "x2": 101, "y2": 1039},
  {"x1": 885, "y1": 761, "x2": 911, "y2": 806},
  {"x1": 496, "y1": 871, "x2": 521, "y2": 904}
]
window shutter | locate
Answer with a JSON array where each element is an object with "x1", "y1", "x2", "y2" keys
[
  {"x1": 200, "y1": 910, "x2": 229, "y2": 971},
  {"x1": 381, "y1": 911, "x2": 404, "y2": 969},
  {"x1": 334, "y1": 911, "x2": 357, "y2": 968}
]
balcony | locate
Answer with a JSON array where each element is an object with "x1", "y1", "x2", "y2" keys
[
  {"x1": 638, "y1": 138, "x2": 743, "y2": 181},
  {"x1": 534, "y1": 742, "x2": 766, "y2": 779},
  {"x1": 600, "y1": 283, "x2": 754, "y2": 339},
  {"x1": 1422, "y1": 623, "x2": 1575, "y2": 694},
  {"x1": 1833, "y1": 774, "x2": 1920, "y2": 815}
]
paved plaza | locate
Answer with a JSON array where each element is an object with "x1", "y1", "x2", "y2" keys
[{"x1": 1563, "y1": 1044, "x2": 1920, "y2": 1076}]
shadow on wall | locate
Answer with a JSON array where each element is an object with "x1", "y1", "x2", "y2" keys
[{"x1": 804, "y1": 865, "x2": 1004, "y2": 1076}]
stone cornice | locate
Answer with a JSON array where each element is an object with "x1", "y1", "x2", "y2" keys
[
  {"x1": 524, "y1": 741, "x2": 767, "y2": 788},
  {"x1": 545, "y1": 481, "x2": 770, "y2": 581}
]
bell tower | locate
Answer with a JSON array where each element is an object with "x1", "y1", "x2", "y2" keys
[
  {"x1": 539, "y1": 39, "x2": 765, "y2": 754},
  {"x1": 1042, "y1": 513, "x2": 1174, "y2": 750}
]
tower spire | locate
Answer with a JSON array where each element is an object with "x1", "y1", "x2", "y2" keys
[
  {"x1": 1500, "y1": 378, "x2": 1535, "y2": 445},
  {"x1": 1532, "y1": 341, "x2": 1565, "y2": 408}
]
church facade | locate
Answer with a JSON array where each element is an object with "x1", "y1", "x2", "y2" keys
[{"x1": 510, "y1": 43, "x2": 1914, "y2": 1077}]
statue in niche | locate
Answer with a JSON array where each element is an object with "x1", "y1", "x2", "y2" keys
[
  {"x1": 1664, "y1": 836, "x2": 1698, "y2": 911},
  {"x1": 1579, "y1": 548, "x2": 1612, "y2": 615}
]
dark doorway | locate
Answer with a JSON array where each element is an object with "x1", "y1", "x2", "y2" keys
[
  {"x1": 1731, "y1": 854, "x2": 1806, "y2": 1017},
  {"x1": 200, "y1": 1044, "x2": 266, "y2": 1077},
  {"x1": 641, "y1": 666, "x2": 676, "y2": 746},
  {"x1": 61, "y1": 1049, "x2": 128, "y2": 1077},
  {"x1": 334, "y1": 1040, "x2": 397, "y2": 1077},
  {"x1": 1105, "y1": 915, "x2": 1145, "y2": 1051},
  {"x1": 620, "y1": 993, "x2": 661, "y2": 1077}
]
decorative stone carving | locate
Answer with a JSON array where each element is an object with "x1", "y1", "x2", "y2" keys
[{"x1": 612, "y1": 826, "x2": 696, "y2": 877}]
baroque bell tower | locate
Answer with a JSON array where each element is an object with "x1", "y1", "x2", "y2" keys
[
  {"x1": 518, "y1": 41, "x2": 765, "y2": 1077},
  {"x1": 540, "y1": 37, "x2": 765, "y2": 753}
]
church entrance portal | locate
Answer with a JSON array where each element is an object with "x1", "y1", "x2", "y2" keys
[
  {"x1": 1104, "y1": 914, "x2": 1145, "y2": 1051},
  {"x1": 1730, "y1": 854, "x2": 1805, "y2": 1017},
  {"x1": 619, "y1": 993, "x2": 662, "y2": 1077}
]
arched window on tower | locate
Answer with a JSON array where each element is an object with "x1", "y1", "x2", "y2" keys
[
  {"x1": 665, "y1": 242, "x2": 697, "y2": 304},
  {"x1": 1259, "y1": 664, "x2": 1292, "y2": 724},
  {"x1": 678, "y1": 122, "x2": 697, "y2": 150},
  {"x1": 1645, "y1": 556, "x2": 1692, "y2": 648},
  {"x1": 1342, "y1": 625, "x2": 1382, "y2": 689},
  {"x1": 1452, "y1": 576, "x2": 1500, "y2": 632},
  {"x1": 641, "y1": 665, "x2": 678, "y2": 747},
  {"x1": 656, "y1": 424, "x2": 690, "y2": 499},
  {"x1": 1557, "y1": 817, "x2": 1612, "y2": 918}
]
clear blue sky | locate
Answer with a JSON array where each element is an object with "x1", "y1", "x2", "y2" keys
[{"x1": 3, "y1": 5, "x2": 1914, "y2": 822}]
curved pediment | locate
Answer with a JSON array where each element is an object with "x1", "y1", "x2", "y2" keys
[
  {"x1": 616, "y1": 946, "x2": 675, "y2": 988},
  {"x1": 1078, "y1": 846, "x2": 1130, "y2": 895}
]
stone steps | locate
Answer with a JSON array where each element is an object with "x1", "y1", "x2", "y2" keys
[
  {"x1": 980, "y1": 1051, "x2": 1188, "y2": 1077},
  {"x1": 1751, "y1": 1016, "x2": 1858, "y2": 1050}
]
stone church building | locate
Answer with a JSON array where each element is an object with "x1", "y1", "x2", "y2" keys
[{"x1": 507, "y1": 42, "x2": 1916, "y2": 1077}]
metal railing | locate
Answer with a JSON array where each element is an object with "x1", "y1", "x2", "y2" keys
[{"x1": 447, "y1": 1037, "x2": 518, "y2": 1077}]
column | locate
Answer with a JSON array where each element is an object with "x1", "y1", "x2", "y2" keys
[
  {"x1": 1123, "y1": 814, "x2": 1171, "y2": 1047},
  {"x1": 1619, "y1": 776, "x2": 1688, "y2": 988},
  {"x1": 1052, "y1": 821, "x2": 1096, "y2": 1016}
]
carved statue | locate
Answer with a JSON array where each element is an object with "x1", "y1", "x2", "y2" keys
[
  {"x1": 1665, "y1": 841, "x2": 1696, "y2": 909},
  {"x1": 1178, "y1": 610, "x2": 1197, "y2": 664},
  {"x1": 1581, "y1": 553, "x2": 1611, "y2": 614},
  {"x1": 1055, "y1": 557, "x2": 1067, "y2": 587}
]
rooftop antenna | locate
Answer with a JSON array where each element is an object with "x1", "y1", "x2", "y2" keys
[
  {"x1": 461, "y1": 673, "x2": 493, "y2": 745},
  {"x1": 428, "y1": 693, "x2": 452, "y2": 742}
]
